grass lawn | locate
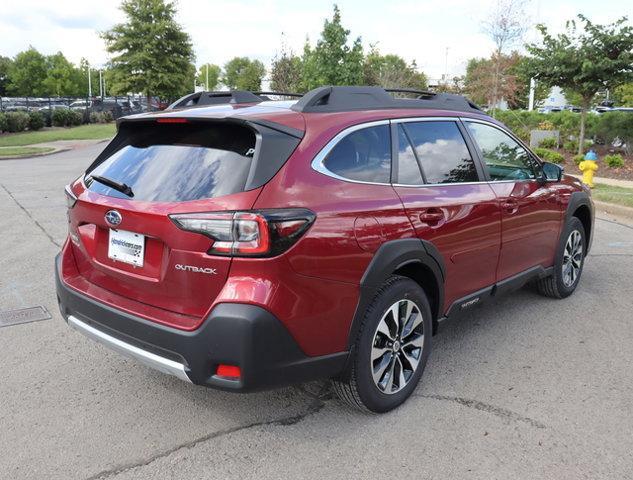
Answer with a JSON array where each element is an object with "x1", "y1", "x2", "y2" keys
[
  {"x1": 593, "y1": 183, "x2": 633, "y2": 209},
  {"x1": 0, "y1": 146, "x2": 55, "y2": 157},
  {"x1": 0, "y1": 124, "x2": 115, "y2": 147}
]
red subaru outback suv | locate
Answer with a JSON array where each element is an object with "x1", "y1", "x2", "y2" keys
[{"x1": 56, "y1": 87, "x2": 593, "y2": 412}]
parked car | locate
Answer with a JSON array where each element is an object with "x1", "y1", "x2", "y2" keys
[
  {"x1": 56, "y1": 86, "x2": 594, "y2": 413},
  {"x1": 69, "y1": 100, "x2": 92, "y2": 110}
]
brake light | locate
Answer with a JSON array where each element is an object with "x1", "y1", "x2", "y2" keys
[
  {"x1": 169, "y1": 209, "x2": 315, "y2": 257},
  {"x1": 156, "y1": 117, "x2": 188, "y2": 123}
]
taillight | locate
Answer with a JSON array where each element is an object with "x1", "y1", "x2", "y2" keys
[{"x1": 169, "y1": 209, "x2": 315, "y2": 257}]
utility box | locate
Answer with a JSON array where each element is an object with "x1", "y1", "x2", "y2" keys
[{"x1": 530, "y1": 130, "x2": 560, "y2": 148}]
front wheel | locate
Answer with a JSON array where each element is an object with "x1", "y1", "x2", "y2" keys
[
  {"x1": 333, "y1": 276, "x2": 433, "y2": 413},
  {"x1": 536, "y1": 217, "x2": 586, "y2": 299}
]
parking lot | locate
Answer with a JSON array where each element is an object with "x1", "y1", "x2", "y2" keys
[{"x1": 1, "y1": 144, "x2": 632, "y2": 479}]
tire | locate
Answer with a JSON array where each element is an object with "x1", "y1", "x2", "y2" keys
[
  {"x1": 333, "y1": 276, "x2": 433, "y2": 413},
  {"x1": 536, "y1": 217, "x2": 586, "y2": 299}
]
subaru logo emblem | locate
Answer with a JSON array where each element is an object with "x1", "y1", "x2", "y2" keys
[{"x1": 105, "y1": 210, "x2": 122, "y2": 226}]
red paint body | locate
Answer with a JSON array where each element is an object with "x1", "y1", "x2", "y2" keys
[{"x1": 59, "y1": 102, "x2": 586, "y2": 357}]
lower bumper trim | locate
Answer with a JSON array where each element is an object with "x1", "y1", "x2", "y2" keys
[{"x1": 68, "y1": 315, "x2": 192, "y2": 383}]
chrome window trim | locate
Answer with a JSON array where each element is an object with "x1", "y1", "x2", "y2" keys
[
  {"x1": 309, "y1": 115, "x2": 541, "y2": 187},
  {"x1": 310, "y1": 119, "x2": 392, "y2": 186}
]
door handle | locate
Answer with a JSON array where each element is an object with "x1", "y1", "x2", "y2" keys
[
  {"x1": 419, "y1": 208, "x2": 444, "y2": 225},
  {"x1": 501, "y1": 198, "x2": 519, "y2": 214}
]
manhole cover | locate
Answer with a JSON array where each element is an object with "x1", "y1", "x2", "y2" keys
[{"x1": 0, "y1": 306, "x2": 52, "y2": 328}]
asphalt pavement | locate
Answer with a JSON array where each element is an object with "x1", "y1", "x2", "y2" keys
[{"x1": 1, "y1": 144, "x2": 632, "y2": 479}]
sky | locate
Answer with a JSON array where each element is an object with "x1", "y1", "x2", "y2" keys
[{"x1": 0, "y1": 0, "x2": 630, "y2": 80}]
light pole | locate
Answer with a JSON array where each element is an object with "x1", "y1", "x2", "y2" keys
[
  {"x1": 206, "y1": 64, "x2": 209, "y2": 91},
  {"x1": 99, "y1": 70, "x2": 103, "y2": 98},
  {"x1": 87, "y1": 64, "x2": 92, "y2": 97}
]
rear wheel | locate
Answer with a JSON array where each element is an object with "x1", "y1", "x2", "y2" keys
[
  {"x1": 536, "y1": 217, "x2": 586, "y2": 299},
  {"x1": 333, "y1": 276, "x2": 432, "y2": 413}
]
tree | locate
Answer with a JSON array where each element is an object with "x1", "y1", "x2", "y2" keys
[
  {"x1": 300, "y1": 5, "x2": 364, "y2": 90},
  {"x1": 101, "y1": 0, "x2": 195, "y2": 100},
  {"x1": 43, "y1": 52, "x2": 82, "y2": 97},
  {"x1": 464, "y1": 52, "x2": 547, "y2": 109},
  {"x1": 7, "y1": 47, "x2": 48, "y2": 96},
  {"x1": 0, "y1": 56, "x2": 12, "y2": 96},
  {"x1": 482, "y1": 0, "x2": 527, "y2": 110},
  {"x1": 613, "y1": 83, "x2": 633, "y2": 107},
  {"x1": 196, "y1": 63, "x2": 221, "y2": 90},
  {"x1": 525, "y1": 15, "x2": 633, "y2": 154},
  {"x1": 363, "y1": 49, "x2": 427, "y2": 91},
  {"x1": 222, "y1": 57, "x2": 265, "y2": 91},
  {"x1": 270, "y1": 48, "x2": 303, "y2": 93}
]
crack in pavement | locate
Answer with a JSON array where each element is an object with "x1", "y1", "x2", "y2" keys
[
  {"x1": 596, "y1": 217, "x2": 633, "y2": 230},
  {"x1": 416, "y1": 394, "x2": 547, "y2": 429},
  {"x1": 84, "y1": 385, "x2": 330, "y2": 480},
  {"x1": 0, "y1": 183, "x2": 61, "y2": 248}
]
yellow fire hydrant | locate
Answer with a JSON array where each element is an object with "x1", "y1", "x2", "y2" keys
[{"x1": 579, "y1": 150, "x2": 599, "y2": 188}]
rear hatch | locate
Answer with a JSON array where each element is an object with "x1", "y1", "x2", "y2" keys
[{"x1": 67, "y1": 118, "x2": 301, "y2": 326}]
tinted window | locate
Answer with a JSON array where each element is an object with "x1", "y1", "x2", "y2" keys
[
  {"x1": 465, "y1": 122, "x2": 537, "y2": 181},
  {"x1": 403, "y1": 121, "x2": 478, "y2": 184},
  {"x1": 324, "y1": 125, "x2": 391, "y2": 183},
  {"x1": 396, "y1": 125, "x2": 424, "y2": 185},
  {"x1": 86, "y1": 123, "x2": 255, "y2": 202}
]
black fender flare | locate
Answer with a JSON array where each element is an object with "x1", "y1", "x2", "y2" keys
[
  {"x1": 346, "y1": 239, "x2": 445, "y2": 349},
  {"x1": 564, "y1": 190, "x2": 594, "y2": 254}
]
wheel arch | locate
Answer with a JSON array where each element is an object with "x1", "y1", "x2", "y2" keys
[
  {"x1": 565, "y1": 191, "x2": 594, "y2": 255},
  {"x1": 347, "y1": 239, "x2": 445, "y2": 349}
]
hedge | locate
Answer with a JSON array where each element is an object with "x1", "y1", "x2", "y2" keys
[
  {"x1": 0, "y1": 112, "x2": 7, "y2": 132},
  {"x1": 533, "y1": 147, "x2": 565, "y2": 164},
  {"x1": 5, "y1": 111, "x2": 30, "y2": 133},
  {"x1": 28, "y1": 111, "x2": 45, "y2": 131}
]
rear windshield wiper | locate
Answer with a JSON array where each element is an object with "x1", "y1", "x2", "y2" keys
[{"x1": 89, "y1": 175, "x2": 134, "y2": 198}]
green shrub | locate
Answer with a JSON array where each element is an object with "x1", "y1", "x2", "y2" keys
[
  {"x1": 0, "y1": 112, "x2": 7, "y2": 132},
  {"x1": 604, "y1": 154, "x2": 625, "y2": 168},
  {"x1": 563, "y1": 140, "x2": 578, "y2": 152},
  {"x1": 52, "y1": 108, "x2": 69, "y2": 127},
  {"x1": 573, "y1": 154, "x2": 585, "y2": 165},
  {"x1": 102, "y1": 110, "x2": 114, "y2": 123},
  {"x1": 89, "y1": 111, "x2": 103, "y2": 124},
  {"x1": 5, "y1": 111, "x2": 30, "y2": 132},
  {"x1": 68, "y1": 110, "x2": 83, "y2": 126},
  {"x1": 538, "y1": 137, "x2": 558, "y2": 148},
  {"x1": 28, "y1": 111, "x2": 45, "y2": 131},
  {"x1": 593, "y1": 112, "x2": 633, "y2": 147},
  {"x1": 534, "y1": 147, "x2": 565, "y2": 164}
]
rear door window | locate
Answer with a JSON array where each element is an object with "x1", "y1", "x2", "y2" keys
[
  {"x1": 402, "y1": 121, "x2": 478, "y2": 184},
  {"x1": 323, "y1": 124, "x2": 391, "y2": 183},
  {"x1": 86, "y1": 122, "x2": 256, "y2": 202}
]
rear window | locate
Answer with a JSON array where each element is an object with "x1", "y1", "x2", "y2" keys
[{"x1": 86, "y1": 122, "x2": 256, "y2": 202}]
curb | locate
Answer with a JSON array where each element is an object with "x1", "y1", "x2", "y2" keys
[
  {"x1": 0, "y1": 147, "x2": 70, "y2": 160},
  {"x1": 593, "y1": 200, "x2": 633, "y2": 223}
]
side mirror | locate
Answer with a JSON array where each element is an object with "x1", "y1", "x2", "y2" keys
[{"x1": 541, "y1": 162, "x2": 564, "y2": 182}]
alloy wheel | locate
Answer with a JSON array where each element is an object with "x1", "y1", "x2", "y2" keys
[
  {"x1": 371, "y1": 299, "x2": 424, "y2": 395},
  {"x1": 562, "y1": 229, "x2": 583, "y2": 287}
]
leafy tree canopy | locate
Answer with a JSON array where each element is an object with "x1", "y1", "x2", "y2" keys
[
  {"x1": 222, "y1": 57, "x2": 266, "y2": 90},
  {"x1": 0, "y1": 56, "x2": 13, "y2": 96},
  {"x1": 7, "y1": 47, "x2": 48, "y2": 96},
  {"x1": 525, "y1": 15, "x2": 633, "y2": 153},
  {"x1": 196, "y1": 63, "x2": 221, "y2": 90},
  {"x1": 363, "y1": 49, "x2": 427, "y2": 91},
  {"x1": 301, "y1": 5, "x2": 364, "y2": 90},
  {"x1": 101, "y1": 0, "x2": 195, "y2": 99}
]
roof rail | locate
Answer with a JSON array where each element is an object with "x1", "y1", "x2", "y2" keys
[
  {"x1": 290, "y1": 86, "x2": 482, "y2": 114},
  {"x1": 253, "y1": 91, "x2": 304, "y2": 99},
  {"x1": 384, "y1": 88, "x2": 436, "y2": 99},
  {"x1": 167, "y1": 90, "x2": 264, "y2": 110}
]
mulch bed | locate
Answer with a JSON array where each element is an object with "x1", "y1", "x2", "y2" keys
[{"x1": 558, "y1": 145, "x2": 633, "y2": 181}]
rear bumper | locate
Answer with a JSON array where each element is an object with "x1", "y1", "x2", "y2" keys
[{"x1": 55, "y1": 254, "x2": 348, "y2": 392}]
